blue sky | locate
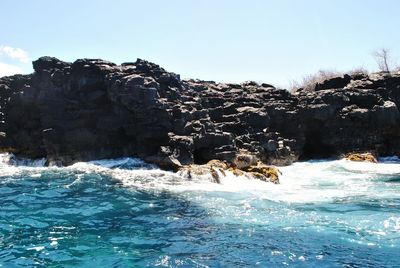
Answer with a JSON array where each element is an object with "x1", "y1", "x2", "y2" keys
[{"x1": 1, "y1": 0, "x2": 399, "y2": 87}]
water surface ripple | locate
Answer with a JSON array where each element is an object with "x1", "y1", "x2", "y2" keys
[{"x1": 0, "y1": 155, "x2": 400, "y2": 267}]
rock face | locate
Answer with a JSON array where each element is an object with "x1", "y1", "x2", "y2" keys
[{"x1": 1, "y1": 56, "x2": 400, "y2": 168}]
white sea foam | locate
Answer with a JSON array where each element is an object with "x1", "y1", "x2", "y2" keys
[
  {"x1": 1, "y1": 154, "x2": 400, "y2": 204},
  {"x1": 0, "y1": 153, "x2": 46, "y2": 167},
  {"x1": 1, "y1": 154, "x2": 400, "y2": 250},
  {"x1": 64, "y1": 157, "x2": 400, "y2": 204},
  {"x1": 170, "y1": 159, "x2": 400, "y2": 204}
]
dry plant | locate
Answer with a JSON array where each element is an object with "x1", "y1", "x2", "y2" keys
[
  {"x1": 349, "y1": 66, "x2": 369, "y2": 76},
  {"x1": 373, "y1": 48, "x2": 391, "y2": 73},
  {"x1": 289, "y1": 69, "x2": 341, "y2": 92}
]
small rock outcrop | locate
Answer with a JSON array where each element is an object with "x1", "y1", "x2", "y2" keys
[
  {"x1": 178, "y1": 159, "x2": 281, "y2": 184},
  {"x1": 1, "y1": 57, "x2": 400, "y2": 172},
  {"x1": 344, "y1": 152, "x2": 378, "y2": 163}
]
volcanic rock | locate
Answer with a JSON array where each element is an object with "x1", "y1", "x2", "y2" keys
[{"x1": 1, "y1": 56, "x2": 400, "y2": 170}]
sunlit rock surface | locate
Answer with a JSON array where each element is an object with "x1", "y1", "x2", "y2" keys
[
  {"x1": 344, "y1": 152, "x2": 378, "y2": 163},
  {"x1": 1, "y1": 57, "x2": 400, "y2": 168}
]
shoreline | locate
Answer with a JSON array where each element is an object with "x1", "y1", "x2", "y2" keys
[
  {"x1": 1, "y1": 57, "x2": 400, "y2": 170},
  {"x1": 0, "y1": 151, "x2": 384, "y2": 186}
]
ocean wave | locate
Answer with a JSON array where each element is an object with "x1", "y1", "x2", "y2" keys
[
  {"x1": 1, "y1": 154, "x2": 400, "y2": 204},
  {"x1": 1, "y1": 154, "x2": 400, "y2": 266}
]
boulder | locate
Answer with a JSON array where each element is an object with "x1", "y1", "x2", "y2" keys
[
  {"x1": 344, "y1": 152, "x2": 377, "y2": 163},
  {"x1": 314, "y1": 75, "x2": 351, "y2": 90},
  {"x1": 178, "y1": 159, "x2": 281, "y2": 184},
  {"x1": 32, "y1": 57, "x2": 70, "y2": 73},
  {"x1": 233, "y1": 153, "x2": 258, "y2": 169},
  {"x1": 178, "y1": 160, "x2": 230, "y2": 183},
  {"x1": 242, "y1": 163, "x2": 281, "y2": 184}
]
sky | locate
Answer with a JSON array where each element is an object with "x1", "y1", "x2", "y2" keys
[{"x1": 1, "y1": 0, "x2": 399, "y2": 88}]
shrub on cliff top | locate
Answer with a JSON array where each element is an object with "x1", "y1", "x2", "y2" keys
[
  {"x1": 289, "y1": 67, "x2": 370, "y2": 92},
  {"x1": 289, "y1": 69, "x2": 342, "y2": 92}
]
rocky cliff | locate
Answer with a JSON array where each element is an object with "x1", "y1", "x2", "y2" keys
[{"x1": 1, "y1": 57, "x2": 400, "y2": 168}]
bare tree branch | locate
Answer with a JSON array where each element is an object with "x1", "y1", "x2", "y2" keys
[{"x1": 373, "y1": 48, "x2": 391, "y2": 73}]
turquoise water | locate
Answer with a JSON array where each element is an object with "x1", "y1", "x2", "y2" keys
[{"x1": 1, "y1": 155, "x2": 400, "y2": 267}]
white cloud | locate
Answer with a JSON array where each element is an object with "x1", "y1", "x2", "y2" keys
[
  {"x1": 0, "y1": 62, "x2": 24, "y2": 77},
  {"x1": 0, "y1": 45, "x2": 29, "y2": 63}
]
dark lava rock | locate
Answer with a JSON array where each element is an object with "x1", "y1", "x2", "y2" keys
[
  {"x1": 314, "y1": 74, "x2": 351, "y2": 91},
  {"x1": 1, "y1": 56, "x2": 400, "y2": 168}
]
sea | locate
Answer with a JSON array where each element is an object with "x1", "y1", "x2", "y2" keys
[{"x1": 0, "y1": 153, "x2": 399, "y2": 267}]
